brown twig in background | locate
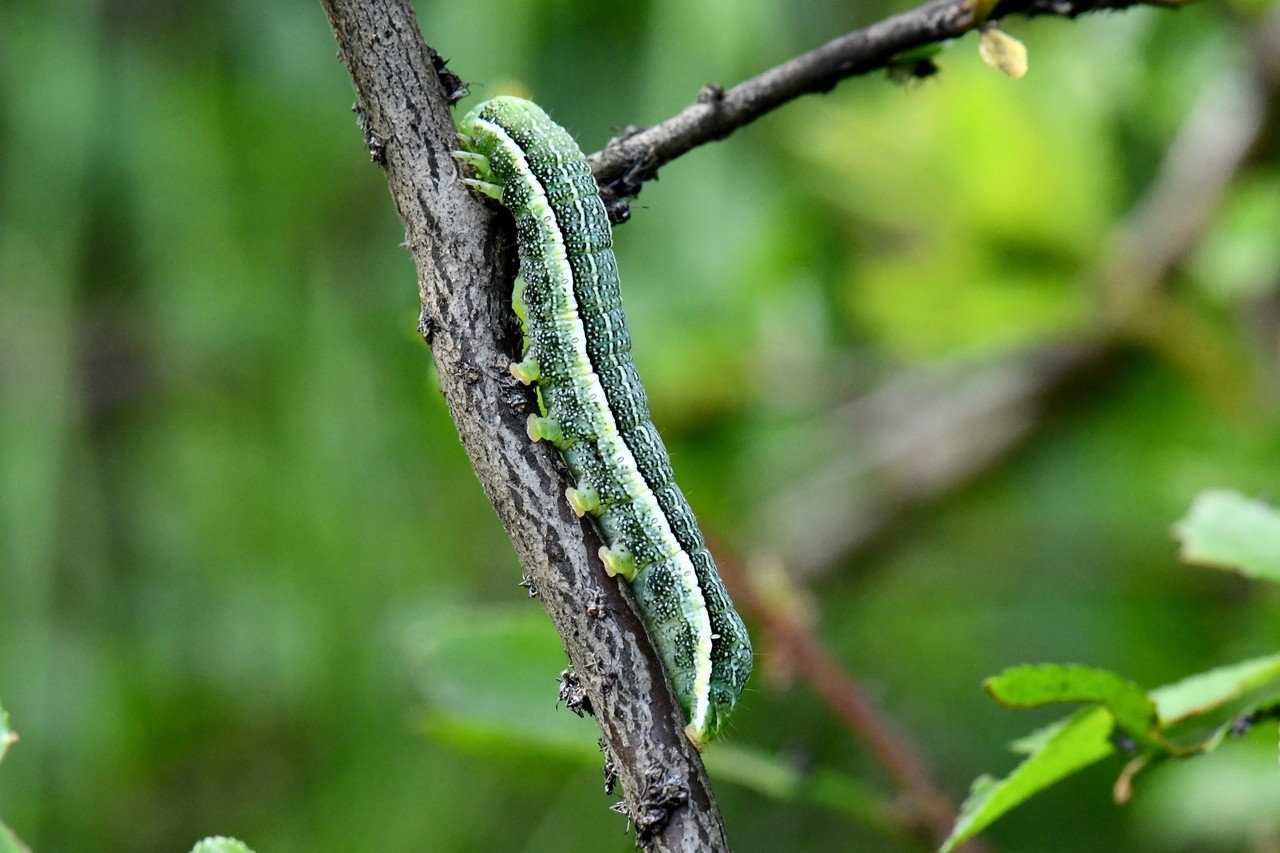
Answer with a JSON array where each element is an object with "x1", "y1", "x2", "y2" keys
[
  {"x1": 587, "y1": 0, "x2": 1188, "y2": 215},
  {"x1": 1102, "y1": 69, "x2": 1268, "y2": 309},
  {"x1": 1097, "y1": 30, "x2": 1273, "y2": 381},
  {"x1": 756, "y1": 341, "x2": 1107, "y2": 577},
  {"x1": 712, "y1": 542, "x2": 990, "y2": 852}
]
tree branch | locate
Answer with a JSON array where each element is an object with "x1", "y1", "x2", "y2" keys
[
  {"x1": 588, "y1": 0, "x2": 1180, "y2": 213},
  {"x1": 318, "y1": 1, "x2": 729, "y2": 849}
]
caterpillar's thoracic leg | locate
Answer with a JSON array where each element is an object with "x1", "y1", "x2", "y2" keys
[
  {"x1": 598, "y1": 545, "x2": 636, "y2": 582},
  {"x1": 510, "y1": 358, "x2": 540, "y2": 385},
  {"x1": 566, "y1": 485, "x2": 600, "y2": 517},
  {"x1": 526, "y1": 414, "x2": 565, "y2": 446}
]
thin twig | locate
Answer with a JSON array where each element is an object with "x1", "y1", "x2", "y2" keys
[
  {"x1": 712, "y1": 543, "x2": 990, "y2": 852},
  {"x1": 587, "y1": 0, "x2": 1184, "y2": 213}
]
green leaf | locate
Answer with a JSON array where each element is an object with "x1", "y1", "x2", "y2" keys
[
  {"x1": 189, "y1": 838, "x2": 255, "y2": 853},
  {"x1": 1150, "y1": 652, "x2": 1280, "y2": 726},
  {"x1": 405, "y1": 606, "x2": 601, "y2": 758},
  {"x1": 985, "y1": 664, "x2": 1159, "y2": 744},
  {"x1": 922, "y1": 499, "x2": 1280, "y2": 850},
  {"x1": 1116, "y1": 694, "x2": 1280, "y2": 800},
  {"x1": 1173, "y1": 489, "x2": 1280, "y2": 583},
  {"x1": 941, "y1": 706, "x2": 1116, "y2": 852}
]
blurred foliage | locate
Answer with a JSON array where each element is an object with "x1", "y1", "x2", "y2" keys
[
  {"x1": 945, "y1": 492, "x2": 1280, "y2": 849},
  {"x1": 2, "y1": 0, "x2": 1279, "y2": 851}
]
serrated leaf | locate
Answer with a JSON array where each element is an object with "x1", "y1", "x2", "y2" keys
[
  {"x1": 941, "y1": 706, "x2": 1116, "y2": 852},
  {"x1": 978, "y1": 27, "x2": 1028, "y2": 79},
  {"x1": 985, "y1": 664, "x2": 1158, "y2": 743},
  {"x1": 960, "y1": 656, "x2": 1280, "y2": 842},
  {"x1": 1008, "y1": 717, "x2": 1075, "y2": 756},
  {"x1": 1174, "y1": 489, "x2": 1280, "y2": 582},
  {"x1": 1150, "y1": 652, "x2": 1280, "y2": 725}
]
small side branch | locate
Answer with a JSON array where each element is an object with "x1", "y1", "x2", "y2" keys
[{"x1": 588, "y1": 0, "x2": 1177, "y2": 210}]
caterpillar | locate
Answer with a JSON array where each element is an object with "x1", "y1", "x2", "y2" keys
[{"x1": 455, "y1": 96, "x2": 752, "y2": 748}]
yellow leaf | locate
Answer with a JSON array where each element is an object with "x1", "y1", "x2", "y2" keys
[{"x1": 979, "y1": 27, "x2": 1029, "y2": 79}]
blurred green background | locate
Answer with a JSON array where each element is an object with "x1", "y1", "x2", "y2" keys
[{"x1": 2, "y1": 0, "x2": 1278, "y2": 850}]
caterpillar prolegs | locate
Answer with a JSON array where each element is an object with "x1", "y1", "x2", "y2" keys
[{"x1": 456, "y1": 96, "x2": 752, "y2": 747}]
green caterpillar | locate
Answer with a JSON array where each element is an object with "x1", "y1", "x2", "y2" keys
[{"x1": 456, "y1": 96, "x2": 752, "y2": 747}]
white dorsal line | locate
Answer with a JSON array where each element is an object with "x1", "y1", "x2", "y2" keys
[{"x1": 480, "y1": 115, "x2": 715, "y2": 734}]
